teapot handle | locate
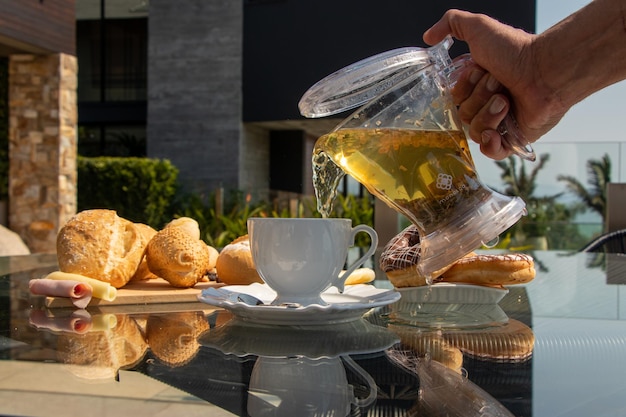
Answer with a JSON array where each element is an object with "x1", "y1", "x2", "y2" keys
[{"x1": 342, "y1": 355, "x2": 377, "y2": 408}]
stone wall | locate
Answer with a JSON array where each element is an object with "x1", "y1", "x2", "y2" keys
[{"x1": 8, "y1": 53, "x2": 77, "y2": 253}]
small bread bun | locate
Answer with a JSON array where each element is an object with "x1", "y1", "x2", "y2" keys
[
  {"x1": 57, "y1": 209, "x2": 147, "y2": 288},
  {"x1": 216, "y1": 235, "x2": 263, "y2": 285},
  {"x1": 440, "y1": 253, "x2": 536, "y2": 285},
  {"x1": 165, "y1": 217, "x2": 201, "y2": 240},
  {"x1": 131, "y1": 223, "x2": 158, "y2": 282},
  {"x1": 344, "y1": 267, "x2": 376, "y2": 285},
  {"x1": 146, "y1": 226, "x2": 211, "y2": 288},
  {"x1": 207, "y1": 244, "x2": 219, "y2": 272}
]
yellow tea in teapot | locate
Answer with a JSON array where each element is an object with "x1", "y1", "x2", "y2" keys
[{"x1": 313, "y1": 128, "x2": 490, "y2": 231}]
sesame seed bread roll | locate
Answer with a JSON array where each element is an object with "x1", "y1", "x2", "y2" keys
[{"x1": 146, "y1": 226, "x2": 211, "y2": 288}]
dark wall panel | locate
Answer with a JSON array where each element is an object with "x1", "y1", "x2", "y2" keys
[
  {"x1": 270, "y1": 130, "x2": 304, "y2": 193},
  {"x1": 243, "y1": 0, "x2": 535, "y2": 122}
]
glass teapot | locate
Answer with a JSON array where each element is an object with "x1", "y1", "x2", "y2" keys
[{"x1": 299, "y1": 37, "x2": 532, "y2": 279}]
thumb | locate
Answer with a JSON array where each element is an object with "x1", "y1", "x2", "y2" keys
[{"x1": 423, "y1": 9, "x2": 469, "y2": 45}]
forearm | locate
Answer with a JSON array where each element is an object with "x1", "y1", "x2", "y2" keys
[{"x1": 534, "y1": 0, "x2": 626, "y2": 109}]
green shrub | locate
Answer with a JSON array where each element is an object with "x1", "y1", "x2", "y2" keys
[{"x1": 77, "y1": 156, "x2": 178, "y2": 228}]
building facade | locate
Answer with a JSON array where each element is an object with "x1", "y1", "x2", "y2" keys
[{"x1": 1, "y1": 0, "x2": 536, "y2": 252}]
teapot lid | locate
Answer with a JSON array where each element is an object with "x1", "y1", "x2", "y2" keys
[{"x1": 299, "y1": 36, "x2": 454, "y2": 118}]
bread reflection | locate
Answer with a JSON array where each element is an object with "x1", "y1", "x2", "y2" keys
[
  {"x1": 388, "y1": 325, "x2": 464, "y2": 373},
  {"x1": 388, "y1": 317, "x2": 534, "y2": 374},
  {"x1": 43, "y1": 309, "x2": 211, "y2": 380},
  {"x1": 56, "y1": 314, "x2": 148, "y2": 380},
  {"x1": 146, "y1": 311, "x2": 210, "y2": 367}
]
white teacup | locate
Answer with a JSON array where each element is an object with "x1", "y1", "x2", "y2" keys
[{"x1": 247, "y1": 217, "x2": 378, "y2": 306}]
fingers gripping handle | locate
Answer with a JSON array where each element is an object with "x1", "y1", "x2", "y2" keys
[{"x1": 447, "y1": 54, "x2": 536, "y2": 162}]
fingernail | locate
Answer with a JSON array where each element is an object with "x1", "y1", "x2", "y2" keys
[
  {"x1": 481, "y1": 131, "x2": 492, "y2": 145},
  {"x1": 489, "y1": 96, "x2": 506, "y2": 114},
  {"x1": 469, "y1": 69, "x2": 483, "y2": 84},
  {"x1": 486, "y1": 74, "x2": 500, "y2": 92}
]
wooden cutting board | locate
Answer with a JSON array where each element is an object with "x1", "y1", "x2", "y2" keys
[{"x1": 45, "y1": 278, "x2": 225, "y2": 308}]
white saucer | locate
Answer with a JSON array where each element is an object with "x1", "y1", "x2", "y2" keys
[
  {"x1": 397, "y1": 283, "x2": 509, "y2": 305},
  {"x1": 197, "y1": 283, "x2": 401, "y2": 325},
  {"x1": 200, "y1": 317, "x2": 400, "y2": 358}
]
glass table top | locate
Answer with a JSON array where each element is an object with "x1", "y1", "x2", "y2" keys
[{"x1": 1, "y1": 250, "x2": 626, "y2": 417}]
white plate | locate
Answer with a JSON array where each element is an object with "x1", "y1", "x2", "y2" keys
[
  {"x1": 197, "y1": 283, "x2": 401, "y2": 325},
  {"x1": 200, "y1": 317, "x2": 400, "y2": 358},
  {"x1": 397, "y1": 283, "x2": 509, "y2": 305}
]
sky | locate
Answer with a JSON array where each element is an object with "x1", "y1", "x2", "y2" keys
[{"x1": 470, "y1": 0, "x2": 624, "y2": 224}]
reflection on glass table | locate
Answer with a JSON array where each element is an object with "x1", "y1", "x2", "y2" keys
[{"x1": 2, "y1": 250, "x2": 626, "y2": 416}]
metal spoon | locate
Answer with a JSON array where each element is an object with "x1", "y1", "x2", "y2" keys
[{"x1": 203, "y1": 287, "x2": 265, "y2": 305}]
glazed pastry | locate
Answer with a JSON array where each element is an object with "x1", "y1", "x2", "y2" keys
[
  {"x1": 379, "y1": 224, "x2": 535, "y2": 287},
  {"x1": 379, "y1": 225, "x2": 455, "y2": 287},
  {"x1": 439, "y1": 253, "x2": 536, "y2": 286}
]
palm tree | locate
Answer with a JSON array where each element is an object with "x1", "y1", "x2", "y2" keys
[
  {"x1": 495, "y1": 153, "x2": 552, "y2": 201},
  {"x1": 557, "y1": 153, "x2": 611, "y2": 223},
  {"x1": 493, "y1": 153, "x2": 586, "y2": 249}
]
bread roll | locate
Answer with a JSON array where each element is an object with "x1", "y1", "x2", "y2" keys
[
  {"x1": 216, "y1": 235, "x2": 263, "y2": 285},
  {"x1": 57, "y1": 209, "x2": 147, "y2": 289},
  {"x1": 131, "y1": 223, "x2": 158, "y2": 282},
  {"x1": 146, "y1": 226, "x2": 211, "y2": 288},
  {"x1": 344, "y1": 267, "x2": 376, "y2": 285},
  {"x1": 207, "y1": 244, "x2": 219, "y2": 273},
  {"x1": 165, "y1": 217, "x2": 201, "y2": 240}
]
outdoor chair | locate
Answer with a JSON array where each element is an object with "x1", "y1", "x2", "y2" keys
[{"x1": 579, "y1": 229, "x2": 626, "y2": 253}]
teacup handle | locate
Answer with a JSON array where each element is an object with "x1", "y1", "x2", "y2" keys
[
  {"x1": 335, "y1": 224, "x2": 378, "y2": 292},
  {"x1": 342, "y1": 355, "x2": 377, "y2": 408}
]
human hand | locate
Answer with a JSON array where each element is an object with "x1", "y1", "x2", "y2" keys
[{"x1": 423, "y1": 10, "x2": 564, "y2": 160}]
